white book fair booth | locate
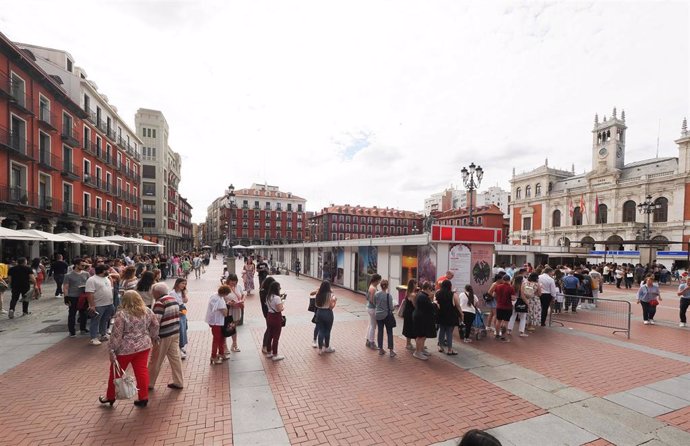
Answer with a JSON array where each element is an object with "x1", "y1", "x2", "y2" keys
[{"x1": 254, "y1": 225, "x2": 503, "y2": 301}]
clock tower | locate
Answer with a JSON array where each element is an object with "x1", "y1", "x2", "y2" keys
[{"x1": 592, "y1": 107, "x2": 626, "y2": 171}]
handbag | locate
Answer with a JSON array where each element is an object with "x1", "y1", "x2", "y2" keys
[
  {"x1": 483, "y1": 292, "x2": 494, "y2": 303},
  {"x1": 281, "y1": 315, "x2": 286, "y2": 327},
  {"x1": 222, "y1": 315, "x2": 237, "y2": 337},
  {"x1": 396, "y1": 298, "x2": 407, "y2": 317},
  {"x1": 77, "y1": 292, "x2": 90, "y2": 311},
  {"x1": 308, "y1": 297, "x2": 316, "y2": 313},
  {"x1": 649, "y1": 299, "x2": 660, "y2": 307},
  {"x1": 384, "y1": 293, "x2": 397, "y2": 328},
  {"x1": 515, "y1": 297, "x2": 528, "y2": 312},
  {"x1": 112, "y1": 358, "x2": 138, "y2": 400}
]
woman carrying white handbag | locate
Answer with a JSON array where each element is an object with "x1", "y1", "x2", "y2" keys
[{"x1": 99, "y1": 290, "x2": 159, "y2": 408}]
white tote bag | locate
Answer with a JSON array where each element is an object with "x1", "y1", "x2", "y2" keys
[{"x1": 112, "y1": 358, "x2": 138, "y2": 400}]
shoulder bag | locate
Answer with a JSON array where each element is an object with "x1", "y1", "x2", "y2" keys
[
  {"x1": 112, "y1": 357, "x2": 138, "y2": 400},
  {"x1": 384, "y1": 293, "x2": 397, "y2": 329},
  {"x1": 222, "y1": 315, "x2": 237, "y2": 337}
]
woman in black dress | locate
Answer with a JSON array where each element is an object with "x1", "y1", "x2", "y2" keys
[
  {"x1": 435, "y1": 280, "x2": 461, "y2": 355},
  {"x1": 412, "y1": 281, "x2": 437, "y2": 361},
  {"x1": 402, "y1": 279, "x2": 417, "y2": 351}
]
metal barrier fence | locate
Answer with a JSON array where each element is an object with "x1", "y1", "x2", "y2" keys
[{"x1": 549, "y1": 294, "x2": 631, "y2": 339}]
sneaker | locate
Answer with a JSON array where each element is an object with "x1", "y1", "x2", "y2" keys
[
  {"x1": 7, "y1": 309, "x2": 13, "y2": 319},
  {"x1": 649, "y1": 320, "x2": 655, "y2": 325},
  {"x1": 107, "y1": 328, "x2": 112, "y2": 335},
  {"x1": 463, "y1": 338, "x2": 472, "y2": 343},
  {"x1": 422, "y1": 350, "x2": 431, "y2": 356},
  {"x1": 312, "y1": 340, "x2": 318, "y2": 348},
  {"x1": 412, "y1": 352, "x2": 428, "y2": 361},
  {"x1": 272, "y1": 355, "x2": 285, "y2": 362},
  {"x1": 69, "y1": 334, "x2": 76, "y2": 338},
  {"x1": 378, "y1": 349, "x2": 385, "y2": 356},
  {"x1": 99, "y1": 335, "x2": 109, "y2": 342},
  {"x1": 519, "y1": 333, "x2": 529, "y2": 337},
  {"x1": 643, "y1": 321, "x2": 650, "y2": 325},
  {"x1": 0, "y1": 310, "x2": 7, "y2": 314},
  {"x1": 89, "y1": 338, "x2": 102, "y2": 346},
  {"x1": 80, "y1": 330, "x2": 89, "y2": 335},
  {"x1": 324, "y1": 347, "x2": 335, "y2": 353},
  {"x1": 680, "y1": 323, "x2": 687, "y2": 327},
  {"x1": 389, "y1": 350, "x2": 397, "y2": 358},
  {"x1": 213, "y1": 357, "x2": 224, "y2": 365}
]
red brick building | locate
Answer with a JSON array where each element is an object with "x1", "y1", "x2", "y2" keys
[
  {"x1": 433, "y1": 204, "x2": 509, "y2": 243},
  {"x1": 0, "y1": 32, "x2": 141, "y2": 258},
  {"x1": 310, "y1": 205, "x2": 424, "y2": 241}
]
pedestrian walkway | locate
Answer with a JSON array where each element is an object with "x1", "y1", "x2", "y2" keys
[{"x1": 0, "y1": 260, "x2": 689, "y2": 445}]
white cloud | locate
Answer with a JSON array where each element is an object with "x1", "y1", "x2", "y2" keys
[{"x1": 1, "y1": 0, "x2": 687, "y2": 221}]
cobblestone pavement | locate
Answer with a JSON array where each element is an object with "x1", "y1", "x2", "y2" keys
[{"x1": 1, "y1": 261, "x2": 690, "y2": 445}]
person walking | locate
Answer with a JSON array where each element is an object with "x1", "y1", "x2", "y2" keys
[
  {"x1": 85, "y1": 264, "x2": 115, "y2": 346},
  {"x1": 256, "y1": 257, "x2": 269, "y2": 290},
  {"x1": 459, "y1": 284, "x2": 479, "y2": 343},
  {"x1": 169, "y1": 278, "x2": 189, "y2": 360},
  {"x1": 402, "y1": 279, "x2": 418, "y2": 351},
  {"x1": 206, "y1": 285, "x2": 229, "y2": 364},
  {"x1": 435, "y1": 280, "x2": 461, "y2": 354},
  {"x1": 6, "y1": 257, "x2": 36, "y2": 318},
  {"x1": 493, "y1": 274, "x2": 514, "y2": 341},
  {"x1": 637, "y1": 275, "x2": 662, "y2": 325},
  {"x1": 538, "y1": 267, "x2": 557, "y2": 326},
  {"x1": 51, "y1": 254, "x2": 68, "y2": 298},
  {"x1": 242, "y1": 258, "x2": 256, "y2": 295},
  {"x1": 507, "y1": 275, "x2": 529, "y2": 337},
  {"x1": 314, "y1": 280, "x2": 337, "y2": 355},
  {"x1": 365, "y1": 274, "x2": 382, "y2": 349},
  {"x1": 524, "y1": 272, "x2": 542, "y2": 332},
  {"x1": 99, "y1": 290, "x2": 159, "y2": 408},
  {"x1": 265, "y1": 281, "x2": 286, "y2": 361},
  {"x1": 259, "y1": 277, "x2": 277, "y2": 353},
  {"x1": 374, "y1": 279, "x2": 396, "y2": 357},
  {"x1": 193, "y1": 254, "x2": 202, "y2": 279},
  {"x1": 412, "y1": 281, "x2": 437, "y2": 360},
  {"x1": 677, "y1": 276, "x2": 690, "y2": 327},
  {"x1": 223, "y1": 274, "x2": 245, "y2": 353},
  {"x1": 31, "y1": 258, "x2": 46, "y2": 299},
  {"x1": 64, "y1": 259, "x2": 89, "y2": 337},
  {"x1": 149, "y1": 282, "x2": 184, "y2": 390}
]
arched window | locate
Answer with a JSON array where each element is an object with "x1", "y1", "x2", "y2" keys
[
  {"x1": 515, "y1": 187, "x2": 522, "y2": 199},
  {"x1": 606, "y1": 235, "x2": 624, "y2": 251},
  {"x1": 653, "y1": 197, "x2": 668, "y2": 222},
  {"x1": 652, "y1": 235, "x2": 669, "y2": 251},
  {"x1": 581, "y1": 236, "x2": 595, "y2": 251},
  {"x1": 558, "y1": 237, "x2": 570, "y2": 247},
  {"x1": 622, "y1": 200, "x2": 636, "y2": 223},
  {"x1": 596, "y1": 204, "x2": 608, "y2": 224},
  {"x1": 525, "y1": 185, "x2": 532, "y2": 198},
  {"x1": 552, "y1": 209, "x2": 561, "y2": 227},
  {"x1": 573, "y1": 206, "x2": 582, "y2": 226},
  {"x1": 535, "y1": 183, "x2": 542, "y2": 197}
]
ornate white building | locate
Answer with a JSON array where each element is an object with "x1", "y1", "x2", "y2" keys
[{"x1": 509, "y1": 108, "x2": 690, "y2": 257}]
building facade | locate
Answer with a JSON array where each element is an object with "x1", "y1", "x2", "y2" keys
[
  {"x1": 433, "y1": 204, "x2": 508, "y2": 242},
  {"x1": 310, "y1": 205, "x2": 424, "y2": 241},
  {"x1": 135, "y1": 109, "x2": 186, "y2": 253},
  {"x1": 423, "y1": 186, "x2": 510, "y2": 216},
  {"x1": 1, "y1": 34, "x2": 142, "y2": 259},
  {"x1": 221, "y1": 184, "x2": 306, "y2": 247},
  {"x1": 179, "y1": 196, "x2": 193, "y2": 251},
  {"x1": 508, "y1": 108, "x2": 690, "y2": 258},
  {"x1": 205, "y1": 196, "x2": 224, "y2": 251}
]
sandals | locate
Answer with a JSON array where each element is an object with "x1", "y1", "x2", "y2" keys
[{"x1": 231, "y1": 346, "x2": 241, "y2": 352}]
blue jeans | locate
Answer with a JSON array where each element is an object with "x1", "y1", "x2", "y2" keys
[
  {"x1": 315, "y1": 308, "x2": 334, "y2": 349},
  {"x1": 376, "y1": 318, "x2": 394, "y2": 350},
  {"x1": 438, "y1": 325, "x2": 454, "y2": 350},
  {"x1": 90, "y1": 304, "x2": 114, "y2": 339},
  {"x1": 179, "y1": 313, "x2": 188, "y2": 349}
]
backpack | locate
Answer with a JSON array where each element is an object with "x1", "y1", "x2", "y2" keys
[{"x1": 523, "y1": 282, "x2": 536, "y2": 299}]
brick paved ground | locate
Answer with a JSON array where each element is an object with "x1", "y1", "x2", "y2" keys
[{"x1": 1, "y1": 260, "x2": 690, "y2": 445}]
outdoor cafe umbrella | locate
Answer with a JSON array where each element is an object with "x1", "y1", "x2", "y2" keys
[
  {"x1": 18, "y1": 229, "x2": 76, "y2": 243},
  {"x1": 232, "y1": 244, "x2": 248, "y2": 249},
  {"x1": 59, "y1": 233, "x2": 120, "y2": 246},
  {"x1": 0, "y1": 227, "x2": 46, "y2": 241}
]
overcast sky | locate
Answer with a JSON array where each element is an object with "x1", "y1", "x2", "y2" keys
[{"x1": 2, "y1": 1, "x2": 688, "y2": 222}]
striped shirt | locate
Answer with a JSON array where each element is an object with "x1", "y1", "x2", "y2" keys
[{"x1": 152, "y1": 295, "x2": 180, "y2": 338}]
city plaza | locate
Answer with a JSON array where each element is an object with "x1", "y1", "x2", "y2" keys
[{"x1": 1, "y1": 256, "x2": 690, "y2": 446}]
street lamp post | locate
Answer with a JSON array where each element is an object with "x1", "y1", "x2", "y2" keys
[
  {"x1": 223, "y1": 184, "x2": 236, "y2": 269},
  {"x1": 637, "y1": 194, "x2": 659, "y2": 266},
  {"x1": 309, "y1": 221, "x2": 317, "y2": 241},
  {"x1": 461, "y1": 162, "x2": 484, "y2": 226}
]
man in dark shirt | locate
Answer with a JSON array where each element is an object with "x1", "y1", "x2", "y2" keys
[
  {"x1": 64, "y1": 259, "x2": 90, "y2": 336},
  {"x1": 492, "y1": 275, "x2": 514, "y2": 341},
  {"x1": 7, "y1": 257, "x2": 36, "y2": 319},
  {"x1": 257, "y1": 257, "x2": 269, "y2": 286},
  {"x1": 51, "y1": 254, "x2": 69, "y2": 298}
]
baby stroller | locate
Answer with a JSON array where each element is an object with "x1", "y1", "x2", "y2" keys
[{"x1": 470, "y1": 311, "x2": 488, "y2": 341}]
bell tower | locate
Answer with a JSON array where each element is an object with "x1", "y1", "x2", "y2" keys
[{"x1": 592, "y1": 107, "x2": 627, "y2": 171}]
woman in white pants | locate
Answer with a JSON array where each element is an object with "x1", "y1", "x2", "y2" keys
[
  {"x1": 365, "y1": 274, "x2": 382, "y2": 349},
  {"x1": 507, "y1": 275, "x2": 529, "y2": 337}
]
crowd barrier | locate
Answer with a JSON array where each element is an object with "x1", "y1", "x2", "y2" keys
[{"x1": 549, "y1": 294, "x2": 631, "y2": 339}]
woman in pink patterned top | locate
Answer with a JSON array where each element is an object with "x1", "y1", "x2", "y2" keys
[{"x1": 99, "y1": 290, "x2": 159, "y2": 408}]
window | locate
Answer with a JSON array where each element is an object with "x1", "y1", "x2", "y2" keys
[
  {"x1": 142, "y1": 165, "x2": 156, "y2": 179},
  {"x1": 297, "y1": 204, "x2": 303, "y2": 212},
  {"x1": 83, "y1": 159, "x2": 91, "y2": 178},
  {"x1": 572, "y1": 207, "x2": 582, "y2": 226},
  {"x1": 10, "y1": 72, "x2": 26, "y2": 107},
  {"x1": 62, "y1": 182, "x2": 73, "y2": 212},
  {"x1": 96, "y1": 136, "x2": 102, "y2": 156},
  {"x1": 106, "y1": 172, "x2": 112, "y2": 191},
  {"x1": 552, "y1": 209, "x2": 561, "y2": 227},
  {"x1": 143, "y1": 182, "x2": 156, "y2": 196},
  {"x1": 515, "y1": 187, "x2": 522, "y2": 199},
  {"x1": 10, "y1": 114, "x2": 26, "y2": 154},
  {"x1": 38, "y1": 174, "x2": 51, "y2": 209},
  {"x1": 535, "y1": 183, "x2": 542, "y2": 197},
  {"x1": 622, "y1": 200, "x2": 636, "y2": 223},
  {"x1": 62, "y1": 112, "x2": 73, "y2": 137},
  {"x1": 83, "y1": 94, "x2": 90, "y2": 113},
  {"x1": 39, "y1": 95, "x2": 51, "y2": 123},
  {"x1": 596, "y1": 204, "x2": 608, "y2": 224},
  {"x1": 653, "y1": 197, "x2": 668, "y2": 223},
  {"x1": 63, "y1": 146, "x2": 73, "y2": 172},
  {"x1": 522, "y1": 217, "x2": 532, "y2": 230},
  {"x1": 83, "y1": 127, "x2": 91, "y2": 149},
  {"x1": 525, "y1": 185, "x2": 532, "y2": 198},
  {"x1": 83, "y1": 192, "x2": 91, "y2": 213},
  {"x1": 38, "y1": 131, "x2": 51, "y2": 165},
  {"x1": 353, "y1": 224, "x2": 359, "y2": 233},
  {"x1": 143, "y1": 218, "x2": 156, "y2": 228},
  {"x1": 152, "y1": 129, "x2": 156, "y2": 138}
]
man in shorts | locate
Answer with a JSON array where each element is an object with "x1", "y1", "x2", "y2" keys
[{"x1": 492, "y1": 274, "x2": 514, "y2": 341}]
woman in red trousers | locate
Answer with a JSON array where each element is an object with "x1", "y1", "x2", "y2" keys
[
  {"x1": 206, "y1": 285, "x2": 230, "y2": 364},
  {"x1": 99, "y1": 290, "x2": 159, "y2": 408}
]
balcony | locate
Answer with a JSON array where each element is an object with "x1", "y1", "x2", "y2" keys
[
  {"x1": 105, "y1": 127, "x2": 118, "y2": 143},
  {"x1": 82, "y1": 139, "x2": 96, "y2": 156},
  {"x1": 61, "y1": 161, "x2": 80, "y2": 180},
  {"x1": 37, "y1": 149, "x2": 60, "y2": 171},
  {"x1": 61, "y1": 126, "x2": 80, "y2": 147},
  {"x1": 37, "y1": 195, "x2": 58, "y2": 212},
  {"x1": 7, "y1": 86, "x2": 34, "y2": 116},
  {"x1": 0, "y1": 186, "x2": 30, "y2": 206},
  {"x1": 0, "y1": 127, "x2": 34, "y2": 161},
  {"x1": 38, "y1": 108, "x2": 58, "y2": 132},
  {"x1": 61, "y1": 201, "x2": 81, "y2": 216},
  {"x1": 117, "y1": 135, "x2": 128, "y2": 150}
]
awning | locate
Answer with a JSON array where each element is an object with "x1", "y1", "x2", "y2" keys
[
  {"x1": 0, "y1": 227, "x2": 46, "y2": 241},
  {"x1": 100, "y1": 235, "x2": 154, "y2": 245},
  {"x1": 18, "y1": 229, "x2": 76, "y2": 243},
  {"x1": 232, "y1": 244, "x2": 248, "y2": 249},
  {"x1": 60, "y1": 233, "x2": 120, "y2": 246}
]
